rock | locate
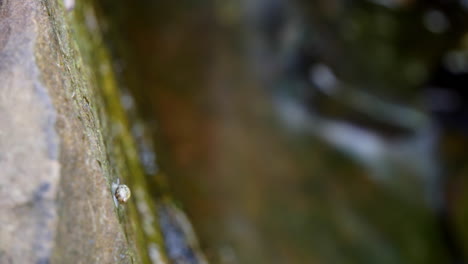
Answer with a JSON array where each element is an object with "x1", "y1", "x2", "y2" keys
[{"x1": 0, "y1": 0, "x2": 141, "y2": 263}]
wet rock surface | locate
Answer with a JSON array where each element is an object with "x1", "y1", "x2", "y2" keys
[
  {"x1": 0, "y1": 0, "x2": 138, "y2": 263},
  {"x1": 0, "y1": 1, "x2": 60, "y2": 263}
]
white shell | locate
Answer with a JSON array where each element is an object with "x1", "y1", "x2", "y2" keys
[
  {"x1": 111, "y1": 178, "x2": 131, "y2": 206},
  {"x1": 115, "y1": 184, "x2": 131, "y2": 204},
  {"x1": 63, "y1": 0, "x2": 75, "y2": 11}
]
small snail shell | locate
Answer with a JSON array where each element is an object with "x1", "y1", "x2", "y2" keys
[
  {"x1": 115, "y1": 184, "x2": 131, "y2": 204},
  {"x1": 111, "y1": 178, "x2": 131, "y2": 206}
]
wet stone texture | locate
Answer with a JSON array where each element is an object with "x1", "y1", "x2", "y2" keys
[{"x1": 0, "y1": 0, "x2": 138, "y2": 263}]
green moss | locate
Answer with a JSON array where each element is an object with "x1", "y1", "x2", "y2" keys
[{"x1": 35, "y1": 0, "x2": 170, "y2": 263}]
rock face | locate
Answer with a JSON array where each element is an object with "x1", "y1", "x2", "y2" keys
[
  {"x1": 0, "y1": 1, "x2": 61, "y2": 263},
  {"x1": 0, "y1": 0, "x2": 139, "y2": 263}
]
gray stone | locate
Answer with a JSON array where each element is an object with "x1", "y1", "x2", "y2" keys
[{"x1": 0, "y1": 0, "x2": 138, "y2": 263}]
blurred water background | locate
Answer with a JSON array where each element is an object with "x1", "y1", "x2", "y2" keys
[{"x1": 92, "y1": 0, "x2": 468, "y2": 263}]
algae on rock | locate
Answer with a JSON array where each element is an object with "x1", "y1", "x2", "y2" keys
[{"x1": 0, "y1": 0, "x2": 170, "y2": 263}]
